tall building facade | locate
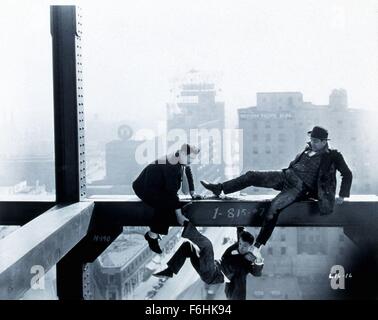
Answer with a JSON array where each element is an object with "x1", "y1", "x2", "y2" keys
[
  {"x1": 238, "y1": 89, "x2": 378, "y2": 195},
  {"x1": 167, "y1": 71, "x2": 225, "y2": 192}
]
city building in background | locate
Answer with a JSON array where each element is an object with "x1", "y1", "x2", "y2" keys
[
  {"x1": 167, "y1": 70, "x2": 225, "y2": 192},
  {"x1": 88, "y1": 227, "x2": 184, "y2": 300},
  {"x1": 86, "y1": 124, "x2": 146, "y2": 196},
  {"x1": 0, "y1": 156, "x2": 54, "y2": 197},
  {"x1": 86, "y1": 225, "x2": 356, "y2": 300},
  {"x1": 239, "y1": 89, "x2": 378, "y2": 195},
  {"x1": 236, "y1": 226, "x2": 355, "y2": 300}
]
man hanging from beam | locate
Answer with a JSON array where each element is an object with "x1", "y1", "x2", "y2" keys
[{"x1": 153, "y1": 222, "x2": 264, "y2": 300}]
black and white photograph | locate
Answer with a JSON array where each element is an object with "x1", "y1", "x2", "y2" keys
[{"x1": 0, "y1": 0, "x2": 377, "y2": 305}]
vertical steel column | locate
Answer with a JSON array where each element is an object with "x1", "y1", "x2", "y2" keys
[
  {"x1": 50, "y1": 5, "x2": 87, "y2": 299},
  {"x1": 51, "y1": 5, "x2": 86, "y2": 203}
]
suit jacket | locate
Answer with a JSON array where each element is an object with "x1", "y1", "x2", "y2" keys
[
  {"x1": 287, "y1": 144, "x2": 352, "y2": 215},
  {"x1": 220, "y1": 243, "x2": 263, "y2": 300},
  {"x1": 132, "y1": 153, "x2": 194, "y2": 210}
]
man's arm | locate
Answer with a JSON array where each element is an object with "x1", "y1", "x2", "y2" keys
[
  {"x1": 334, "y1": 151, "x2": 353, "y2": 198},
  {"x1": 186, "y1": 166, "x2": 202, "y2": 199},
  {"x1": 185, "y1": 166, "x2": 195, "y2": 193},
  {"x1": 244, "y1": 252, "x2": 264, "y2": 277}
]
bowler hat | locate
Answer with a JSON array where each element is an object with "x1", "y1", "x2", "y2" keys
[{"x1": 307, "y1": 126, "x2": 330, "y2": 140}]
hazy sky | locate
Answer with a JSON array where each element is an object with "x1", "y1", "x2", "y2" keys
[{"x1": 1, "y1": 0, "x2": 377, "y2": 134}]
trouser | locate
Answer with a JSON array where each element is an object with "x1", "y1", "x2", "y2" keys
[
  {"x1": 137, "y1": 195, "x2": 178, "y2": 235},
  {"x1": 149, "y1": 207, "x2": 177, "y2": 235},
  {"x1": 222, "y1": 169, "x2": 308, "y2": 245},
  {"x1": 167, "y1": 223, "x2": 224, "y2": 284}
]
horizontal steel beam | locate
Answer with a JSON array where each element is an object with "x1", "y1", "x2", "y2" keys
[
  {"x1": 1, "y1": 195, "x2": 377, "y2": 228},
  {"x1": 0, "y1": 202, "x2": 94, "y2": 299},
  {"x1": 0, "y1": 196, "x2": 376, "y2": 300},
  {"x1": 91, "y1": 195, "x2": 378, "y2": 227}
]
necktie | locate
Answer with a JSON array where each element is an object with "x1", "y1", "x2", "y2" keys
[{"x1": 181, "y1": 166, "x2": 190, "y2": 195}]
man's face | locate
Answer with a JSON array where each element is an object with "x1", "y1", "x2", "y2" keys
[
  {"x1": 238, "y1": 239, "x2": 252, "y2": 255},
  {"x1": 180, "y1": 153, "x2": 196, "y2": 165},
  {"x1": 182, "y1": 147, "x2": 200, "y2": 165},
  {"x1": 310, "y1": 137, "x2": 327, "y2": 151},
  {"x1": 187, "y1": 152, "x2": 198, "y2": 164}
]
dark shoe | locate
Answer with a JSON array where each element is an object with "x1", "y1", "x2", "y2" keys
[
  {"x1": 153, "y1": 268, "x2": 173, "y2": 279},
  {"x1": 144, "y1": 232, "x2": 163, "y2": 254},
  {"x1": 200, "y1": 180, "x2": 222, "y2": 197}
]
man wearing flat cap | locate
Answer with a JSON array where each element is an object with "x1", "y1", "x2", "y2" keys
[{"x1": 201, "y1": 126, "x2": 352, "y2": 260}]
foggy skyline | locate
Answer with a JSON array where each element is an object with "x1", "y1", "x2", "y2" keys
[
  {"x1": 1, "y1": 1, "x2": 377, "y2": 129},
  {"x1": 1, "y1": 0, "x2": 378, "y2": 159}
]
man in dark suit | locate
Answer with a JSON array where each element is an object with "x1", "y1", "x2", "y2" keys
[
  {"x1": 132, "y1": 144, "x2": 201, "y2": 254},
  {"x1": 153, "y1": 223, "x2": 264, "y2": 300},
  {"x1": 201, "y1": 126, "x2": 352, "y2": 260}
]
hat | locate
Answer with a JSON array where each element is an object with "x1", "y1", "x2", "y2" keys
[{"x1": 307, "y1": 126, "x2": 330, "y2": 140}]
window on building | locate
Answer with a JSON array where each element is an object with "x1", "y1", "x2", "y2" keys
[
  {"x1": 253, "y1": 147, "x2": 259, "y2": 154},
  {"x1": 265, "y1": 121, "x2": 271, "y2": 128},
  {"x1": 265, "y1": 134, "x2": 271, "y2": 141},
  {"x1": 253, "y1": 134, "x2": 258, "y2": 140},
  {"x1": 265, "y1": 147, "x2": 271, "y2": 154},
  {"x1": 268, "y1": 247, "x2": 273, "y2": 255},
  {"x1": 281, "y1": 247, "x2": 287, "y2": 255},
  {"x1": 278, "y1": 134, "x2": 286, "y2": 142},
  {"x1": 280, "y1": 234, "x2": 286, "y2": 241}
]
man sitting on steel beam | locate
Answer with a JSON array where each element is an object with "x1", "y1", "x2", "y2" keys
[
  {"x1": 200, "y1": 126, "x2": 353, "y2": 260},
  {"x1": 133, "y1": 143, "x2": 202, "y2": 254},
  {"x1": 153, "y1": 222, "x2": 264, "y2": 300}
]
